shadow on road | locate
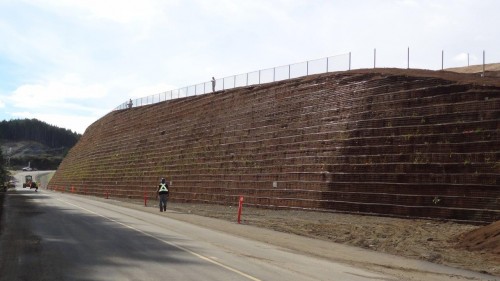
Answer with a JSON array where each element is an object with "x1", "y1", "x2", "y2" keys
[{"x1": 0, "y1": 190, "x2": 201, "y2": 281}]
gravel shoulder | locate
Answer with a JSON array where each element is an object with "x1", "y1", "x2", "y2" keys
[{"x1": 91, "y1": 195, "x2": 499, "y2": 279}]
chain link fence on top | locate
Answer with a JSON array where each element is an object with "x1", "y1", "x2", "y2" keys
[
  {"x1": 114, "y1": 53, "x2": 351, "y2": 110},
  {"x1": 114, "y1": 49, "x2": 490, "y2": 111}
]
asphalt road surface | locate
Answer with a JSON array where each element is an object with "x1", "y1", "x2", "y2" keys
[
  {"x1": 1, "y1": 173, "x2": 395, "y2": 281},
  {"x1": 2, "y1": 172, "x2": 497, "y2": 281}
]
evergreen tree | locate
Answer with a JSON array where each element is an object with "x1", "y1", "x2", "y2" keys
[{"x1": 0, "y1": 118, "x2": 81, "y2": 147}]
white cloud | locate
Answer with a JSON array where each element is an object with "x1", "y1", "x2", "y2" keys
[
  {"x1": 453, "y1": 53, "x2": 481, "y2": 66},
  {"x1": 0, "y1": 0, "x2": 499, "y2": 134},
  {"x1": 453, "y1": 53, "x2": 468, "y2": 63},
  {"x1": 397, "y1": 0, "x2": 419, "y2": 7},
  {"x1": 11, "y1": 110, "x2": 99, "y2": 134},
  {"x1": 9, "y1": 74, "x2": 108, "y2": 109},
  {"x1": 4, "y1": 73, "x2": 114, "y2": 133},
  {"x1": 23, "y1": 0, "x2": 171, "y2": 24}
]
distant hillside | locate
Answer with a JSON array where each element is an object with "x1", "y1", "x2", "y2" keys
[
  {"x1": 0, "y1": 119, "x2": 80, "y2": 147},
  {"x1": 0, "y1": 119, "x2": 81, "y2": 170},
  {"x1": 446, "y1": 63, "x2": 500, "y2": 77}
]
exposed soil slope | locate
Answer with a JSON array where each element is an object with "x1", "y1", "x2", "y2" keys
[
  {"x1": 446, "y1": 63, "x2": 500, "y2": 75},
  {"x1": 457, "y1": 220, "x2": 500, "y2": 256}
]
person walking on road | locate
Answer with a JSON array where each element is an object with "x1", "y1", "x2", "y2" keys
[
  {"x1": 211, "y1": 77, "x2": 216, "y2": 93},
  {"x1": 157, "y1": 178, "x2": 169, "y2": 212}
]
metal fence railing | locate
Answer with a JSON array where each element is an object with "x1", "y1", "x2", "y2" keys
[
  {"x1": 114, "y1": 49, "x2": 491, "y2": 111},
  {"x1": 114, "y1": 53, "x2": 351, "y2": 110}
]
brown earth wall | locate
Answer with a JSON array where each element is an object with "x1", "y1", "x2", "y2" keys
[{"x1": 48, "y1": 69, "x2": 500, "y2": 223}]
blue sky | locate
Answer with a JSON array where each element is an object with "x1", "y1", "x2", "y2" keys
[{"x1": 1, "y1": 0, "x2": 499, "y2": 134}]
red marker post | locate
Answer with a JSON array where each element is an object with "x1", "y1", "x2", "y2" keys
[
  {"x1": 144, "y1": 191, "x2": 148, "y2": 206},
  {"x1": 237, "y1": 196, "x2": 244, "y2": 224}
]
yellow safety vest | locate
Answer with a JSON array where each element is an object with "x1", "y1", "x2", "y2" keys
[{"x1": 159, "y1": 183, "x2": 168, "y2": 192}]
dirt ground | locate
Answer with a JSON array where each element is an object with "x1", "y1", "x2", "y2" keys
[{"x1": 155, "y1": 201, "x2": 499, "y2": 277}]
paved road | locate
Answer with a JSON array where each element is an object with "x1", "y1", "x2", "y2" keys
[{"x1": 1, "y1": 174, "x2": 394, "y2": 281}]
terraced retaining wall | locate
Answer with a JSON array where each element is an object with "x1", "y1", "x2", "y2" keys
[{"x1": 49, "y1": 69, "x2": 500, "y2": 223}]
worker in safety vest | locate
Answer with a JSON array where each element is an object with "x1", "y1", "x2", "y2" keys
[{"x1": 157, "y1": 178, "x2": 169, "y2": 212}]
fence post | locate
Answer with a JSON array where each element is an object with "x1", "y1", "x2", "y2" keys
[
  {"x1": 326, "y1": 57, "x2": 329, "y2": 73},
  {"x1": 223, "y1": 78, "x2": 225, "y2": 90},
  {"x1": 259, "y1": 70, "x2": 261, "y2": 84},
  {"x1": 246, "y1": 73, "x2": 249, "y2": 86},
  {"x1": 407, "y1": 47, "x2": 410, "y2": 69},
  {"x1": 374, "y1": 48, "x2": 376, "y2": 68},
  {"x1": 306, "y1": 61, "x2": 309, "y2": 75},
  {"x1": 288, "y1": 65, "x2": 291, "y2": 79},
  {"x1": 482, "y1": 50, "x2": 485, "y2": 77},
  {"x1": 441, "y1": 50, "x2": 444, "y2": 70},
  {"x1": 273, "y1": 67, "x2": 275, "y2": 82},
  {"x1": 349, "y1": 52, "x2": 351, "y2": 71}
]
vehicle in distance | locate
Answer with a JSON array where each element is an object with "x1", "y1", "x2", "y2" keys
[{"x1": 23, "y1": 175, "x2": 33, "y2": 188}]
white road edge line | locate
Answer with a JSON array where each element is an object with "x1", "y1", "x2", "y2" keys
[{"x1": 56, "y1": 198, "x2": 262, "y2": 281}]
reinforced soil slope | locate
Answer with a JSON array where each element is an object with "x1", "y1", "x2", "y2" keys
[{"x1": 49, "y1": 68, "x2": 499, "y2": 223}]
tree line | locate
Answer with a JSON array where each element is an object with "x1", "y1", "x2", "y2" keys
[{"x1": 0, "y1": 119, "x2": 81, "y2": 148}]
